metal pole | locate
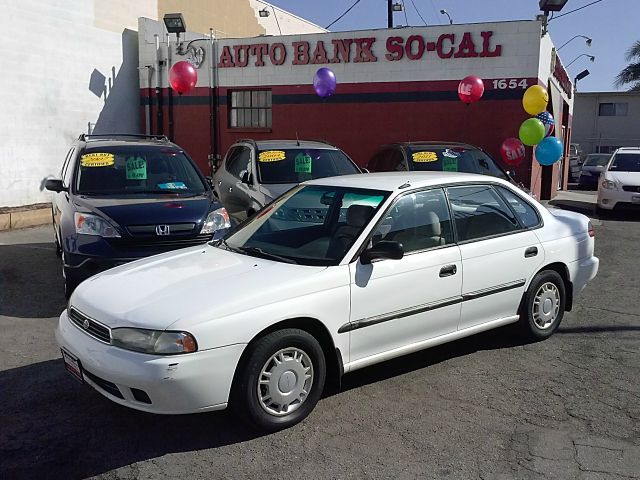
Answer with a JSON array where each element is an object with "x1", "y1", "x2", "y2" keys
[{"x1": 387, "y1": 0, "x2": 393, "y2": 28}]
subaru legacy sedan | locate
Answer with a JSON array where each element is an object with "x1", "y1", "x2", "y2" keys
[
  {"x1": 45, "y1": 134, "x2": 230, "y2": 296},
  {"x1": 56, "y1": 172, "x2": 599, "y2": 431}
]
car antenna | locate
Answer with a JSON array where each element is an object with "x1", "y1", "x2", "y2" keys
[{"x1": 295, "y1": 131, "x2": 300, "y2": 147}]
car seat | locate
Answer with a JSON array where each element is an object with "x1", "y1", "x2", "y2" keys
[{"x1": 327, "y1": 204, "x2": 375, "y2": 259}]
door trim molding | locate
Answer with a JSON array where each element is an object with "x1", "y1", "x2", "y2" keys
[{"x1": 339, "y1": 278, "x2": 526, "y2": 333}]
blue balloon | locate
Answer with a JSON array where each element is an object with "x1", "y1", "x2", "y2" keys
[{"x1": 535, "y1": 136, "x2": 564, "y2": 166}]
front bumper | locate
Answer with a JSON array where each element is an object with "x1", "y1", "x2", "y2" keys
[
  {"x1": 55, "y1": 309, "x2": 245, "y2": 414},
  {"x1": 597, "y1": 187, "x2": 640, "y2": 210}
]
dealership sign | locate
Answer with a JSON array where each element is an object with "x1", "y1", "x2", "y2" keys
[{"x1": 217, "y1": 31, "x2": 502, "y2": 68}]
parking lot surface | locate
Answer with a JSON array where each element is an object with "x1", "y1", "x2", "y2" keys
[{"x1": 1, "y1": 200, "x2": 639, "y2": 479}]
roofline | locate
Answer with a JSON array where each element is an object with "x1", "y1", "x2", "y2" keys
[{"x1": 576, "y1": 91, "x2": 639, "y2": 96}]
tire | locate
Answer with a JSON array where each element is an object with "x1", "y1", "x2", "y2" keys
[
  {"x1": 519, "y1": 270, "x2": 566, "y2": 340},
  {"x1": 232, "y1": 328, "x2": 326, "y2": 432},
  {"x1": 63, "y1": 267, "x2": 79, "y2": 299}
]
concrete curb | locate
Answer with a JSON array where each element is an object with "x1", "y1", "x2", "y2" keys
[{"x1": 0, "y1": 206, "x2": 51, "y2": 231}]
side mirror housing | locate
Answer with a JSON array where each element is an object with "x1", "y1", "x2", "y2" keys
[
  {"x1": 45, "y1": 179, "x2": 67, "y2": 193},
  {"x1": 240, "y1": 170, "x2": 252, "y2": 185},
  {"x1": 361, "y1": 241, "x2": 404, "y2": 264}
]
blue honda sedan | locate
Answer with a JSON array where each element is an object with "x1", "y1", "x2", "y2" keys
[{"x1": 45, "y1": 134, "x2": 230, "y2": 296}]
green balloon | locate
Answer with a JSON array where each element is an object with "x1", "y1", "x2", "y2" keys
[{"x1": 519, "y1": 118, "x2": 545, "y2": 146}]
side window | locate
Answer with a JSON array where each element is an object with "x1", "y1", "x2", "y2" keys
[
  {"x1": 226, "y1": 147, "x2": 251, "y2": 179},
  {"x1": 369, "y1": 149, "x2": 405, "y2": 172},
  {"x1": 60, "y1": 147, "x2": 75, "y2": 183},
  {"x1": 62, "y1": 148, "x2": 76, "y2": 186},
  {"x1": 373, "y1": 188, "x2": 453, "y2": 253},
  {"x1": 496, "y1": 186, "x2": 541, "y2": 228},
  {"x1": 447, "y1": 185, "x2": 520, "y2": 242}
]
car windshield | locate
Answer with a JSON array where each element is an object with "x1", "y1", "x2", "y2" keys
[
  {"x1": 75, "y1": 146, "x2": 207, "y2": 195},
  {"x1": 219, "y1": 185, "x2": 389, "y2": 266},
  {"x1": 583, "y1": 154, "x2": 611, "y2": 167},
  {"x1": 257, "y1": 148, "x2": 360, "y2": 185},
  {"x1": 407, "y1": 146, "x2": 509, "y2": 180},
  {"x1": 609, "y1": 153, "x2": 640, "y2": 172}
]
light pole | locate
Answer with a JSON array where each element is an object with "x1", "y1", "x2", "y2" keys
[
  {"x1": 558, "y1": 35, "x2": 592, "y2": 51},
  {"x1": 574, "y1": 69, "x2": 590, "y2": 92},
  {"x1": 440, "y1": 9, "x2": 453, "y2": 25},
  {"x1": 566, "y1": 54, "x2": 595, "y2": 68},
  {"x1": 387, "y1": 1, "x2": 403, "y2": 28}
]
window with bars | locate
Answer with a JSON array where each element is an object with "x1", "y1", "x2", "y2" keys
[{"x1": 229, "y1": 90, "x2": 272, "y2": 129}]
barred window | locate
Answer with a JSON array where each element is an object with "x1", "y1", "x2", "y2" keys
[{"x1": 229, "y1": 90, "x2": 272, "y2": 128}]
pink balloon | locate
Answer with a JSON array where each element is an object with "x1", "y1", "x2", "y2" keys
[
  {"x1": 169, "y1": 61, "x2": 197, "y2": 95},
  {"x1": 458, "y1": 75, "x2": 485, "y2": 104},
  {"x1": 500, "y1": 138, "x2": 526, "y2": 166}
]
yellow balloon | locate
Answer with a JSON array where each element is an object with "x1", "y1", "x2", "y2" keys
[{"x1": 523, "y1": 85, "x2": 549, "y2": 115}]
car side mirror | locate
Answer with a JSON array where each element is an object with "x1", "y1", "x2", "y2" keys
[
  {"x1": 361, "y1": 241, "x2": 404, "y2": 264},
  {"x1": 240, "y1": 170, "x2": 252, "y2": 185},
  {"x1": 45, "y1": 179, "x2": 67, "y2": 193}
]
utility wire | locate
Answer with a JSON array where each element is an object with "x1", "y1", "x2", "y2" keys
[
  {"x1": 325, "y1": 0, "x2": 363, "y2": 29},
  {"x1": 549, "y1": 0, "x2": 604, "y2": 21},
  {"x1": 401, "y1": 0, "x2": 409, "y2": 26},
  {"x1": 409, "y1": 0, "x2": 428, "y2": 25}
]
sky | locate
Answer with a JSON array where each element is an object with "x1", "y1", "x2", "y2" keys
[{"x1": 268, "y1": 0, "x2": 638, "y2": 92}]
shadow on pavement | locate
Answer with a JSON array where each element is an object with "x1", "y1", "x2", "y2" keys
[
  {"x1": 548, "y1": 198, "x2": 640, "y2": 222},
  {"x1": 0, "y1": 325, "x2": 527, "y2": 479},
  {"x1": 0, "y1": 243, "x2": 66, "y2": 318},
  {"x1": 557, "y1": 325, "x2": 640, "y2": 334}
]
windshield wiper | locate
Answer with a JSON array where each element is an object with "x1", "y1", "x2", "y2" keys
[
  {"x1": 238, "y1": 246, "x2": 298, "y2": 264},
  {"x1": 214, "y1": 237, "x2": 243, "y2": 253}
]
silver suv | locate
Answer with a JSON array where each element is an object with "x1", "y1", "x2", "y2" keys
[{"x1": 213, "y1": 139, "x2": 362, "y2": 218}]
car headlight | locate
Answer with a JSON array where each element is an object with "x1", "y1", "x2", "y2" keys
[
  {"x1": 201, "y1": 207, "x2": 231, "y2": 234},
  {"x1": 111, "y1": 328, "x2": 197, "y2": 355},
  {"x1": 75, "y1": 212, "x2": 121, "y2": 238},
  {"x1": 601, "y1": 180, "x2": 618, "y2": 190}
]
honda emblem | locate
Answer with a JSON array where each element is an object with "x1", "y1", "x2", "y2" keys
[{"x1": 155, "y1": 225, "x2": 171, "y2": 236}]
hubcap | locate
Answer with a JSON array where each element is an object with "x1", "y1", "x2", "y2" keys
[
  {"x1": 532, "y1": 282, "x2": 560, "y2": 329},
  {"x1": 257, "y1": 348, "x2": 313, "y2": 416}
]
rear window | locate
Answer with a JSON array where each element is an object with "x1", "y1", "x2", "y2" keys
[
  {"x1": 257, "y1": 148, "x2": 360, "y2": 185},
  {"x1": 609, "y1": 153, "x2": 640, "y2": 172},
  {"x1": 407, "y1": 147, "x2": 508, "y2": 180},
  {"x1": 75, "y1": 146, "x2": 206, "y2": 195},
  {"x1": 583, "y1": 154, "x2": 611, "y2": 167}
]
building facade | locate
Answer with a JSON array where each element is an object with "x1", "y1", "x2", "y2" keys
[
  {"x1": 572, "y1": 91, "x2": 640, "y2": 155},
  {"x1": 139, "y1": 19, "x2": 574, "y2": 200},
  {"x1": 0, "y1": 0, "x2": 322, "y2": 208}
]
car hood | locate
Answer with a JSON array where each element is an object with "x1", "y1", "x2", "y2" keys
[
  {"x1": 69, "y1": 245, "x2": 325, "y2": 330},
  {"x1": 73, "y1": 194, "x2": 216, "y2": 229},
  {"x1": 605, "y1": 171, "x2": 640, "y2": 185},
  {"x1": 258, "y1": 184, "x2": 295, "y2": 202}
]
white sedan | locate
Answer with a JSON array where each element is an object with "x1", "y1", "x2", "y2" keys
[{"x1": 56, "y1": 172, "x2": 599, "y2": 430}]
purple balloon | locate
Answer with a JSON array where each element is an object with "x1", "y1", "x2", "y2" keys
[{"x1": 313, "y1": 68, "x2": 336, "y2": 98}]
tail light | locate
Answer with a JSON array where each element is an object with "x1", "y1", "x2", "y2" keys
[{"x1": 588, "y1": 221, "x2": 595, "y2": 238}]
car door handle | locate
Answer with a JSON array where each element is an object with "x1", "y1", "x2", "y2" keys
[
  {"x1": 439, "y1": 265, "x2": 457, "y2": 277},
  {"x1": 525, "y1": 246, "x2": 538, "y2": 258}
]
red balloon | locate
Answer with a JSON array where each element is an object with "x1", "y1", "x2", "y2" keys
[
  {"x1": 500, "y1": 138, "x2": 527, "y2": 166},
  {"x1": 458, "y1": 75, "x2": 484, "y2": 104},
  {"x1": 169, "y1": 61, "x2": 197, "y2": 95}
]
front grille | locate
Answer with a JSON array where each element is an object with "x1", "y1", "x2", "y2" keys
[
  {"x1": 69, "y1": 308, "x2": 111, "y2": 344},
  {"x1": 622, "y1": 185, "x2": 640, "y2": 193},
  {"x1": 126, "y1": 223, "x2": 196, "y2": 235},
  {"x1": 108, "y1": 233, "x2": 212, "y2": 249},
  {"x1": 84, "y1": 370, "x2": 124, "y2": 399}
]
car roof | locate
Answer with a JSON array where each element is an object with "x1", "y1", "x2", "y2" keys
[
  {"x1": 384, "y1": 141, "x2": 479, "y2": 150},
  {"x1": 304, "y1": 171, "x2": 512, "y2": 193},
  {"x1": 81, "y1": 139, "x2": 181, "y2": 149},
  {"x1": 614, "y1": 147, "x2": 640, "y2": 153},
  {"x1": 238, "y1": 139, "x2": 338, "y2": 150}
]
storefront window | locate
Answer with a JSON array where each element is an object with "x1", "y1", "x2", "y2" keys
[{"x1": 229, "y1": 90, "x2": 272, "y2": 128}]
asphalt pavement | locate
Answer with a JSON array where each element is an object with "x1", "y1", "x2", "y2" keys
[{"x1": 1, "y1": 193, "x2": 639, "y2": 480}]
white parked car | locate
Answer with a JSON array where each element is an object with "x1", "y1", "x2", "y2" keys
[
  {"x1": 597, "y1": 147, "x2": 640, "y2": 212},
  {"x1": 56, "y1": 172, "x2": 599, "y2": 431}
]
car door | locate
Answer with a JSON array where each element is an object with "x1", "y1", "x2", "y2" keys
[
  {"x1": 347, "y1": 188, "x2": 463, "y2": 364},
  {"x1": 217, "y1": 146, "x2": 252, "y2": 215},
  {"x1": 446, "y1": 184, "x2": 544, "y2": 331},
  {"x1": 53, "y1": 147, "x2": 76, "y2": 234}
]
